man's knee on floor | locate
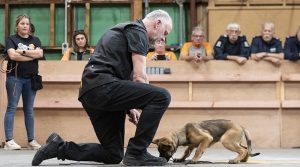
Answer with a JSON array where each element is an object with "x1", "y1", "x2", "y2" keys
[{"x1": 103, "y1": 151, "x2": 123, "y2": 164}]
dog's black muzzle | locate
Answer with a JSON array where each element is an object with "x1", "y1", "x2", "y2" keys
[{"x1": 159, "y1": 153, "x2": 171, "y2": 161}]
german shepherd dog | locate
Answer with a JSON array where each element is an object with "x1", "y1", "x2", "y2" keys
[{"x1": 153, "y1": 119, "x2": 260, "y2": 164}]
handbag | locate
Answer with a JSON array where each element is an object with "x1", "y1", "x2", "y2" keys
[{"x1": 31, "y1": 74, "x2": 43, "y2": 91}]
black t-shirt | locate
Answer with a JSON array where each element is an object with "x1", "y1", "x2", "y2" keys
[
  {"x1": 77, "y1": 52, "x2": 84, "y2": 60},
  {"x1": 5, "y1": 34, "x2": 42, "y2": 78},
  {"x1": 79, "y1": 20, "x2": 148, "y2": 98}
]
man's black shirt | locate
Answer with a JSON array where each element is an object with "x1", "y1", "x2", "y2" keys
[{"x1": 79, "y1": 20, "x2": 149, "y2": 98}]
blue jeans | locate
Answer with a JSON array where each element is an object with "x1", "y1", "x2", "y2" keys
[{"x1": 4, "y1": 75, "x2": 36, "y2": 141}]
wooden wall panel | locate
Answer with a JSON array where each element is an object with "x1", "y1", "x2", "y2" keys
[
  {"x1": 1, "y1": 61, "x2": 300, "y2": 148},
  {"x1": 0, "y1": 71, "x2": 6, "y2": 145},
  {"x1": 151, "y1": 83, "x2": 190, "y2": 101},
  {"x1": 193, "y1": 82, "x2": 277, "y2": 101},
  {"x1": 284, "y1": 82, "x2": 300, "y2": 100},
  {"x1": 281, "y1": 109, "x2": 300, "y2": 148},
  {"x1": 208, "y1": 8, "x2": 300, "y2": 44}
]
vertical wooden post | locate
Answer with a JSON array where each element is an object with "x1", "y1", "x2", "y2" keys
[
  {"x1": 131, "y1": 0, "x2": 143, "y2": 21},
  {"x1": 50, "y1": 1, "x2": 55, "y2": 47},
  {"x1": 68, "y1": 3, "x2": 73, "y2": 46},
  {"x1": 4, "y1": 2, "x2": 10, "y2": 39},
  {"x1": 85, "y1": 2, "x2": 90, "y2": 43},
  {"x1": 189, "y1": 0, "x2": 196, "y2": 40},
  {"x1": 188, "y1": 82, "x2": 193, "y2": 101}
]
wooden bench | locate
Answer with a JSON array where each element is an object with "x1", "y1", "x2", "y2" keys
[{"x1": 282, "y1": 100, "x2": 300, "y2": 108}]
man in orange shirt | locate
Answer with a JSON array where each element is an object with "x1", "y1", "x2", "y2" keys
[{"x1": 179, "y1": 26, "x2": 213, "y2": 63}]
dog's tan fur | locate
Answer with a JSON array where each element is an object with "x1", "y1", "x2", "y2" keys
[{"x1": 153, "y1": 119, "x2": 259, "y2": 164}]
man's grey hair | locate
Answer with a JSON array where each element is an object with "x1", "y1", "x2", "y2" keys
[
  {"x1": 262, "y1": 21, "x2": 275, "y2": 31},
  {"x1": 226, "y1": 22, "x2": 240, "y2": 30},
  {"x1": 144, "y1": 9, "x2": 173, "y2": 29},
  {"x1": 192, "y1": 26, "x2": 205, "y2": 36}
]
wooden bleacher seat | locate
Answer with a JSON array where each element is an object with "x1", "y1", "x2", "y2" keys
[
  {"x1": 286, "y1": 0, "x2": 300, "y2": 5},
  {"x1": 249, "y1": 0, "x2": 284, "y2": 5},
  {"x1": 213, "y1": 0, "x2": 248, "y2": 6},
  {"x1": 282, "y1": 100, "x2": 300, "y2": 108}
]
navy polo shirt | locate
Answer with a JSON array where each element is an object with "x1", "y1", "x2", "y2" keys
[
  {"x1": 251, "y1": 36, "x2": 283, "y2": 54},
  {"x1": 284, "y1": 36, "x2": 300, "y2": 61},
  {"x1": 214, "y1": 35, "x2": 250, "y2": 60}
]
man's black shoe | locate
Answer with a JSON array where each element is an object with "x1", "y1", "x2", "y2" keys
[
  {"x1": 31, "y1": 133, "x2": 64, "y2": 166},
  {"x1": 123, "y1": 151, "x2": 167, "y2": 166}
]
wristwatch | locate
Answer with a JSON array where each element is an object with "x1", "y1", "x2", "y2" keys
[{"x1": 23, "y1": 50, "x2": 26, "y2": 54}]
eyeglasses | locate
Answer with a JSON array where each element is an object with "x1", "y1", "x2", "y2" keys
[
  {"x1": 193, "y1": 35, "x2": 204, "y2": 38},
  {"x1": 155, "y1": 38, "x2": 166, "y2": 45}
]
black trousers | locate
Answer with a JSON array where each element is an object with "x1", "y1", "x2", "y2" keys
[{"x1": 57, "y1": 80, "x2": 171, "y2": 164}]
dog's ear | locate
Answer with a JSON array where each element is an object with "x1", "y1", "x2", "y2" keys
[{"x1": 152, "y1": 139, "x2": 160, "y2": 145}]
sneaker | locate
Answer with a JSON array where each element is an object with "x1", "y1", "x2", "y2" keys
[
  {"x1": 28, "y1": 140, "x2": 41, "y2": 150},
  {"x1": 123, "y1": 151, "x2": 167, "y2": 166},
  {"x1": 4, "y1": 140, "x2": 21, "y2": 150},
  {"x1": 31, "y1": 133, "x2": 64, "y2": 166}
]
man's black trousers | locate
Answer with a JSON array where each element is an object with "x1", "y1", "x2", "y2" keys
[{"x1": 57, "y1": 80, "x2": 171, "y2": 164}]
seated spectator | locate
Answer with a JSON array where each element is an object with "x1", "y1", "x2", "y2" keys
[
  {"x1": 251, "y1": 22, "x2": 284, "y2": 66},
  {"x1": 146, "y1": 38, "x2": 177, "y2": 61},
  {"x1": 284, "y1": 26, "x2": 300, "y2": 61},
  {"x1": 214, "y1": 22, "x2": 250, "y2": 65},
  {"x1": 61, "y1": 30, "x2": 94, "y2": 61},
  {"x1": 179, "y1": 26, "x2": 213, "y2": 63}
]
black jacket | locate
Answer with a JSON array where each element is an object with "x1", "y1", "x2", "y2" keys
[
  {"x1": 214, "y1": 35, "x2": 250, "y2": 60},
  {"x1": 284, "y1": 36, "x2": 300, "y2": 61}
]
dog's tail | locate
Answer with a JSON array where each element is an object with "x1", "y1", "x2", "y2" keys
[{"x1": 242, "y1": 127, "x2": 260, "y2": 157}]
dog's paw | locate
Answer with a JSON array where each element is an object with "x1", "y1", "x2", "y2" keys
[
  {"x1": 185, "y1": 160, "x2": 198, "y2": 164},
  {"x1": 228, "y1": 159, "x2": 239, "y2": 164},
  {"x1": 173, "y1": 158, "x2": 184, "y2": 163}
]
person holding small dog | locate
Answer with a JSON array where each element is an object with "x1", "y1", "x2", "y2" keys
[
  {"x1": 32, "y1": 10, "x2": 172, "y2": 166},
  {"x1": 250, "y1": 21, "x2": 284, "y2": 66},
  {"x1": 146, "y1": 38, "x2": 177, "y2": 61},
  {"x1": 61, "y1": 30, "x2": 94, "y2": 61},
  {"x1": 214, "y1": 22, "x2": 250, "y2": 65},
  {"x1": 3, "y1": 14, "x2": 43, "y2": 150},
  {"x1": 179, "y1": 26, "x2": 213, "y2": 63}
]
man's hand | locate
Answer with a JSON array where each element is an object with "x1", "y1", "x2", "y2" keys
[
  {"x1": 193, "y1": 53, "x2": 202, "y2": 63},
  {"x1": 165, "y1": 53, "x2": 171, "y2": 61},
  {"x1": 128, "y1": 109, "x2": 140, "y2": 125},
  {"x1": 236, "y1": 57, "x2": 247, "y2": 65},
  {"x1": 252, "y1": 52, "x2": 266, "y2": 61},
  {"x1": 150, "y1": 54, "x2": 158, "y2": 61}
]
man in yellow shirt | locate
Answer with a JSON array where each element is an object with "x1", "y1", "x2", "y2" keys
[{"x1": 179, "y1": 26, "x2": 213, "y2": 63}]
